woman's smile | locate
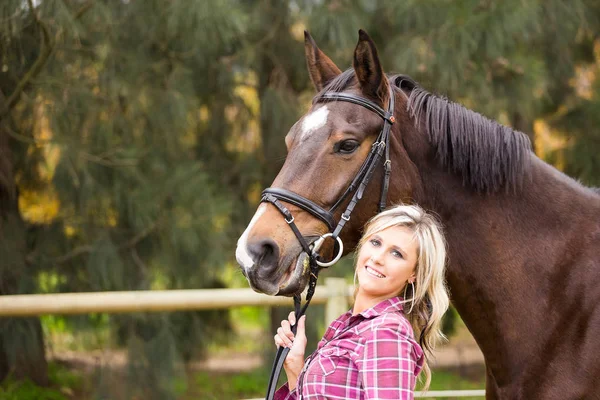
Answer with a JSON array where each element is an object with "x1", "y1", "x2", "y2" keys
[{"x1": 365, "y1": 265, "x2": 386, "y2": 278}]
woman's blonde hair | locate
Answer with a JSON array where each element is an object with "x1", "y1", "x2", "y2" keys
[{"x1": 356, "y1": 204, "x2": 450, "y2": 391}]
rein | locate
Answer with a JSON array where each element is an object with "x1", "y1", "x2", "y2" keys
[{"x1": 262, "y1": 85, "x2": 395, "y2": 399}]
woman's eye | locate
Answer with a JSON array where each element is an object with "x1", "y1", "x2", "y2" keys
[
  {"x1": 336, "y1": 140, "x2": 360, "y2": 154},
  {"x1": 392, "y1": 250, "x2": 403, "y2": 259},
  {"x1": 369, "y1": 239, "x2": 380, "y2": 247}
]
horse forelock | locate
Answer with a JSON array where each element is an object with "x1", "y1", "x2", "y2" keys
[
  {"x1": 313, "y1": 69, "x2": 357, "y2": 102},
  {"x1": 313, "y1": 69, "x2": 533, "y2": 194}
]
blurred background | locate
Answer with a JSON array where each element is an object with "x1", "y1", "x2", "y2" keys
[{"x1": 0, "y1": 1, "x2": 599, "y2": 399}]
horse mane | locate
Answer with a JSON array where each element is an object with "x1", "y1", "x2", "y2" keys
[
  {"x1": 315, "y1": 69, "x2": 532, "y2": 193},
  {"x1": 403, "y1": 79, "x2": 532, "y2": 193}
]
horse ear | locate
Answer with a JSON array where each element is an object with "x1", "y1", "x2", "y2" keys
[
  {"x1": 353, "y1": 29, "x2": 388, "y2": 101},
  {"x1": 304, "y1": 31, "x2": 342, "y2": 91}
]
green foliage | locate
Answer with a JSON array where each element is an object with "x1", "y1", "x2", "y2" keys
[
  {"x1": 0, "y1": 362, "x2": 83, "y2": 400},
  {"x1": 190, "y1": 369, "x2": 269, "y2": 400},
  {"x1": 417, "y1": 368, "x2": 485, "y2": 399},
  {"x1": 441, "y1": 305, "x2": 460, "y2": 338},
  {"x1": 0, "y1": 379, "x2": 66, "y2": 400},
  {"x1": 47, "y1": 362, "x2": 84, "y2": 395}
]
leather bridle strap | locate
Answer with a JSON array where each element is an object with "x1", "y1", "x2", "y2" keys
[
  {"x1": 332, "y1": 138, "x2": 385, "y2": 238},
  {"x1": 265, "y1": 272, "x2": 318, "y2": 400},
  {"x1": 262, "y1": 193, "x2": 323, "y2": 400},
  {"x1": 379, "y1": 90, "x2": 394, "y2": 212},
  {"x1": 319, "y1": 92, "x2": 395, "y2": 123},
  {"x1": 262, "y1": 188, "x2": 336, "y2": 232},
  {"x1": 263, "y1": 85, "x2": 395, "y2": 400}
]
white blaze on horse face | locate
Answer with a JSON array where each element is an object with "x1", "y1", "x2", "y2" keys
[
  {"x1": 236, "y1": 203, "x2": 267, "y2": 271},
  {"x1": 300, "y1": 106, "x2": 329, "y2": 142}
]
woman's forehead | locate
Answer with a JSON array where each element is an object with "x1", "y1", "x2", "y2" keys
[{"x1": 371, "y1": 226, "x2": 418, "y2": 248}]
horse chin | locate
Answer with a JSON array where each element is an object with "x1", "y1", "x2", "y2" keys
[{"x1": 277, "y1": 252, "x2": 311, "y2": 296}]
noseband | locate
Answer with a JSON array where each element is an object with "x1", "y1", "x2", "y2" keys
[{"x1": 263, "y1": 85, "x2": 395, "y2": 399}]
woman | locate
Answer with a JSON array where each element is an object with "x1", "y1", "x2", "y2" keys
[{"x1": 273, "y1": 204, "x2": 450, "y2": 399}]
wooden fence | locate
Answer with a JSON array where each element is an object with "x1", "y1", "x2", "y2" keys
[
  {"x1": 0, "y1": 278, "x2": 485, "y2": 398},
  {"x1": 0, "y1": 277, "x2": 351, "y2": 324}
]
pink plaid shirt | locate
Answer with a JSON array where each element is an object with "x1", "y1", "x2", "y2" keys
[{"x1": 274, "y1": 296, "x2": 424, "y2": 400}]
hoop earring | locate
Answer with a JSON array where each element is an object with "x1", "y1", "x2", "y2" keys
[{"x1": 403, "y1": 282, "x2": 415, "y2": 314}]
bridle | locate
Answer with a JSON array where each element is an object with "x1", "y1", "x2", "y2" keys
[{"x1": 263, "y1": 84, "x2": 396, "y2": 399}]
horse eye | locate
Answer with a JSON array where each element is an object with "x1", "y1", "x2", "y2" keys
[{"x1": 336, "y1": 140, "x2": 360, "y2": 154}]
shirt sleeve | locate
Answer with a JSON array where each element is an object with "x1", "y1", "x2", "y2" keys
[
  {"x1": 274, "y1": 382, "x2": 297, "y2": 400},
  {"x1": 356, "y1": 326, "x2": 420, "y2": 400}
]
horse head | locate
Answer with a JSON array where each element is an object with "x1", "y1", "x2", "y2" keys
[{"x1": 236, "y1": 30, "x2": 424, "y2": 296}]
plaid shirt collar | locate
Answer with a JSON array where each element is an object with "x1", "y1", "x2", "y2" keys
[{"x1": 355, "y1": 296, "x2": 405, "y2": 319}]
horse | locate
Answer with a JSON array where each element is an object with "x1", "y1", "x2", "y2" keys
[{"x1": 235, "y1": 30, "x2": 600, "y2": 399}]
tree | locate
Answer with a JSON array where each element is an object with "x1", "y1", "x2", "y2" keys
[{"x1": 0, "y1": 1, "x2": 246, "y2": 396}]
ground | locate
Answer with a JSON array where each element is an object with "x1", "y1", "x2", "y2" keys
[{"x1": 40, "y1": 321, "x2": 485, "y2": 399}]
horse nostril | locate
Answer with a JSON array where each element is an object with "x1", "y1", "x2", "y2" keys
[{"x1": 248, "y1": 238, "x2": 280, "y2": 274}]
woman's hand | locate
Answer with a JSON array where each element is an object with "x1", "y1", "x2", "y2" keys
[{"x1": 274, "y1": 311, "x2": 307, "y2": 390}]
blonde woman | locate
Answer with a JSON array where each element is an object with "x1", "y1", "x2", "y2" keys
[{"x1": 274, "y1": 204, "x2": 450, "y2": 400}]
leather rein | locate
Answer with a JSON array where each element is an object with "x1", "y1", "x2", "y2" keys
[{"x1": 262, "y1": 84, "x2": 396, "y2": 399}]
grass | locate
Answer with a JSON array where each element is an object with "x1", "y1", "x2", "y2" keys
[
  {"x1": 418, "y1": 368, "x2": 485, "y2": 399},
  {"x1": 0, "y1": 362, "x2": 85, "y2": 400},
  {"x1": 181, "y1": 368, "x2": 270, "y2": 400}
]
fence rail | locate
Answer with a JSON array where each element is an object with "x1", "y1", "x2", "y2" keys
[
  {"x1": 0, "y1": 279, "x2": 352, "y2": 318},
  {"x1": 0, "y1": 278, "x2": 485, "y2": 398}
]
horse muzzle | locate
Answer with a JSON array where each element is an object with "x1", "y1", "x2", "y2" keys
[{"x1": 237, "y1": 238, "x2": 312, "y2": 296}]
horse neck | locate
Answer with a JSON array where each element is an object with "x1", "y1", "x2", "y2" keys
[{"x1": 397, "y1": 122, "x2": 600, "y2": 385}]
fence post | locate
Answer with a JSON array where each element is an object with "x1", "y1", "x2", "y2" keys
[{"x1": 324, "y1": 278, "x2": 348, "y2": 326}]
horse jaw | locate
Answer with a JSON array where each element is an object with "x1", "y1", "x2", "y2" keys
[
  {"x1": 242, "y1": 251, "x2": 310, "y2": 297},
  {"x1": 277, "y1": 252, "x2": 311, "y2": 296}
]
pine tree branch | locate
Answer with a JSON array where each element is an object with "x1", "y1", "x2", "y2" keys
[
  {"x1": 78, "y1": 151, "x2": 138, "y2": 167},
  {"x1": 3, "y1": 124, "x2": 40, "y2": 145},
  {"x1": 121, "y1": 215, "x2": 164, "y2": 250},
  {"x1": 1, "y1": 0, "x2": 54, "y2": 120},
  {"x1": 52, "y1": 214, "x2": 165, "y2": 265},
  {"x1": 53, "y1": 244, "x2": 94, "y2": 264},
  {"x1": 130, "y1": 247, "x2": 148, "y2": 275},
  {"x1": 0, "y1": 89, "x2": 17, "y2": 200},
  {"x1": 74, "y1": 0, "x2": 96, "y2": 20},
  {"x1": 1, "y1": 118, "x2": 138, "y2": 167},
  {"x1": 1, "y1": 0, "x2": 97, "y2": 121}
]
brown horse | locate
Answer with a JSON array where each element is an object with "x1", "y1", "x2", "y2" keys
[{"x1": 236, "y1": 30, "x2": 600, "y2": 399}]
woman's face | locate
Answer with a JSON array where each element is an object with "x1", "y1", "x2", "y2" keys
[{"x1": 356, "y1": 225, "x2": 419, "y2": 301}]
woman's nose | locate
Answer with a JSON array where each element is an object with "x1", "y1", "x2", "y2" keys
[{"x1": 370, "y1": 250, "x2": 385, "y2": 265}]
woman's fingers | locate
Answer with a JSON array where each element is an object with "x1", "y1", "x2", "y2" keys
[
  {"x1": 295, "y1": 315, "x2": 306, "y2": 342},
  {"x1": 277, "y1": 327, "x2": 293, "y2": 348},
  {"x1": 281, "y1": 319, "x2": 294, "y2": 341},
  {"x1": 274, "y1": 334, "x2": 284, "y2": 348},
  {"x1": 273, "y1": 311, "x2": 304, "y2": 349},
  {"x1": 274, "y1": 333, "x2": 291, "y2": 348}
]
